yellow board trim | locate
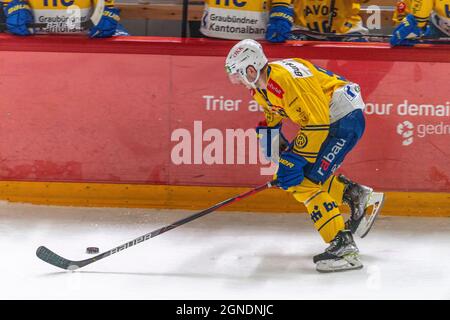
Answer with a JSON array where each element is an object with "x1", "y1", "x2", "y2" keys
[{"x1": 0, "y1": 181, "x2": 449, "y2": 217}]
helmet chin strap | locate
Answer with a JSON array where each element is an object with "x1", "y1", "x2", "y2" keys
[{"x1": 242, "y1": 69, "x2": 261, "y2": 89}]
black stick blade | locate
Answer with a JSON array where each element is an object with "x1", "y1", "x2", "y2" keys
[{"x1": 36, "y1": 246, "x2": 80, "y2": 271}]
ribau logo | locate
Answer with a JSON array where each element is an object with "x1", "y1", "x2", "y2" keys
[{"x1": 396, "y1": 121, "x2": 414, "y2": 146}]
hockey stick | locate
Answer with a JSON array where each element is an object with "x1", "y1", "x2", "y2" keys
[
  {"x1": 83, "y1": 0, "x2": 104, "y2": 29},
  {"x1": 66, "y1": 0, "x2": 105, "y2": 30},
  {"x1": 290, "y1": 28, "x2": 389, "y2": 39},
  {"x1": 290, "y1": 29, "x2": 450, "y2": 42},
  {"x1": 36, "y1": 180, "x2": 278, "y2": 271}
]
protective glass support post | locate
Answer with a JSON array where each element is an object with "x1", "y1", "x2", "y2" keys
[
  {"x1": 181, "y1": 0, "x2": 189, "y2": 38},
  {"x1": 328, "y1": 0, "x2": 336, "y2": 33},
  {"x1": 0, "y1": 2, "x2": 5, "y2": 32}
]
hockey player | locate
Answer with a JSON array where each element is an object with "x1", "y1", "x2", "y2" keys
[
  {"x1": 390, "y1": 0, "x2": 449, "y2": 46},
  {"x1": 225, "y1": 39, "x2": 385, "y2": 272},
  {"x1": 266, "y1": 0, "x2": 369, "y2": 42},
  {"x1": 1, "y1": 0, "x2": 128, "y2": 37}
]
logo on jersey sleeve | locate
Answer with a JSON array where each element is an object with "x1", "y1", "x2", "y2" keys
[
  {"x1": 267, "y1": 79, "x2": 285, "y2": 99},
  {"x1": 294, "y1": 133, "x2": 308, "y2": 149}
]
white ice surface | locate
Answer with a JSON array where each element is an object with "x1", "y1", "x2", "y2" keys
[{"x1": 0, "y1": 201, "x2": 449, "y2": 300}]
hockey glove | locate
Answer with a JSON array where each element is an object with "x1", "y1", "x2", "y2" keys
[
  {"x1": 275, "y1": 151, "x2": 308, "y2": 190},
  {"x1": 265, "y1": 4, "x2": 294, "y2": 43},
  {"x1": 256, "y1": 120, "x2": 289, "y2": 162},
  {"x1": 89, "y1": 7, "x2": 121, "y2": 38},
  {"x1": 4, "y1": 0, "x2": 34, "y2": 36},
  {"x1": 390, "y1": 14, "x2": 423, "y2": 46}
]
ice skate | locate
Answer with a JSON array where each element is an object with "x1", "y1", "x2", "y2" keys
[
  {"x1": 313, "y1": 230, "x2": 363, "y2": 273},
  {"x1": 339, "y1": 175, "x2": 385, "y2": 238}
]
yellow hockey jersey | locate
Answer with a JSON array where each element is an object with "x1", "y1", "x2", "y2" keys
[
  {"x1": 393, "y1": 0, "x2": 450, "y2": 35},
  {"x1": 274, "y1": 0, "x2": 367, "y2": 34},
  {"x1": 3, "y1": 0, "x2": 115, "y2": 33},
  {"x1": 200, "y1": 0, "x2": 269, "y2": 40},
  {"x1": 253, "y1": 58, "x2": 348, "y2": 163}
]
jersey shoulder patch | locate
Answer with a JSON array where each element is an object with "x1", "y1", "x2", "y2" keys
[{"x1": 272, "y1": 59, "x2": 313, "y2": 79}]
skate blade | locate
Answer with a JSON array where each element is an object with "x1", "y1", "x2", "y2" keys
[
  {"x1": 316, "y1": 254, "x2": 363, "y2": 273},
  {"x1": 356, "y1": 192, "x2": 386, "y2": 238}
]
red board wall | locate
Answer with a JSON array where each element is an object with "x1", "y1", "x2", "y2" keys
[{"x1": 0, "y1": 36, "x2": 449, "y2": 192}]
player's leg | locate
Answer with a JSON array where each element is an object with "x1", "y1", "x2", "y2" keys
[
  {"x1": 303, "y1": 108, "x2": 365, "y2": 184},
  {"x1": 291, "y1": 179, "x2": 345, "y2": 243},
  {"x1": 320, "y1": 174, "x2": 345, "y2": 206},
  {"x1": 305, "y1": 106, "x2": 383, "y2": 237},
  {"x1": 313, "y1": 229, "x2": 362, "y2": 273},
  {"x1": 289, "y1": 180, "x2": 362, "y2": 272},
  {"x1": 321, "y1": 174, "x2": 375, "y2": 234},
  {"x1": 304, "y1": 109, "x2": 364, "y2": 216},
  {"x1": 339, "y1": 175, "x2": 373, "y2": 231}
]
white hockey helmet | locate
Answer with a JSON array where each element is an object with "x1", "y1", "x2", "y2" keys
[{"x1": 225, "y1": 39, "x2": 268, "y2": 89}]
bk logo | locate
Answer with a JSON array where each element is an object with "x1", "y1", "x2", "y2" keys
[
  {"x1": 295, "y1": 133, "x2": 308, "y2": 149},
  {"x1": 323, "y1": 201, "x2": 338, "y2": 212},
  {"x1": 310, "y1": 206, "x2": 323, "y2": 223}
]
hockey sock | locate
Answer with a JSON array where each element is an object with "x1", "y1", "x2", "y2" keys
[
  {"x1": 290, "y1": 179, "x2": 345, "y2": 243},
  {"x1": 321, "y1": 175, "x2": 345, "y2": 206}
]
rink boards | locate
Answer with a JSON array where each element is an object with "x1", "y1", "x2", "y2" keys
[
  {"x1": 0, "y1": 36, "x2": 449, "y2": 216},
  {"x1": 0, "y1": 180, "x2": 449, "y2": 216}
]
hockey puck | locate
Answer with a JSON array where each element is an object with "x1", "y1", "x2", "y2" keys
[{"x1": 86, "y1": 247, "x2": 99, "y2": 254}]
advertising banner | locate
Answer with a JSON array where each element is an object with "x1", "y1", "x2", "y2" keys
[{"x1": 0, "y1": 41, "x2": 448, "y2": 192}]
